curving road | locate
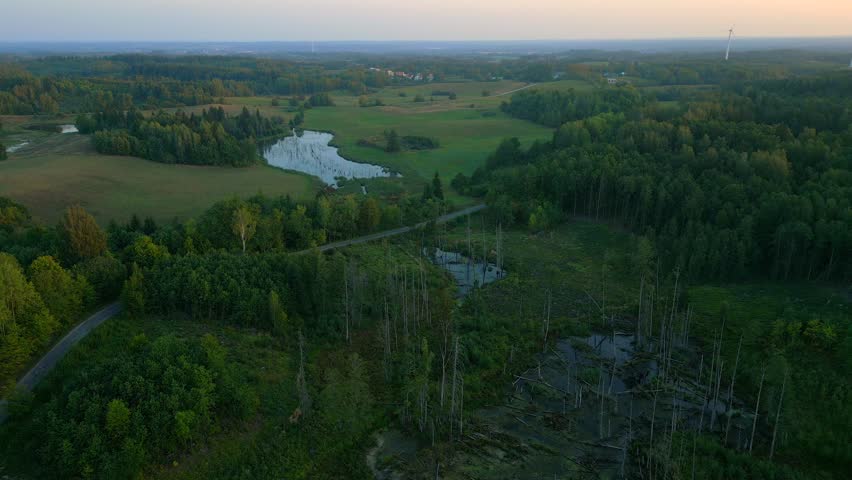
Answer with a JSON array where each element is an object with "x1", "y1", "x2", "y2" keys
[
  {"x1": 0, "y1": 204, "x2": 486, "y2": 423},
  {"x1": 0, "y1": 302, "x2": 122, "y2": 423}
]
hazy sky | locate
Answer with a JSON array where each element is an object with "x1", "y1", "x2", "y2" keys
[{"x1": 2, "y1": 0, "x2": 851, "y2": 42}]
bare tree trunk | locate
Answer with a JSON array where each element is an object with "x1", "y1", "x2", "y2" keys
[
  {"x1": 622, "y1": 396, "x2": 633, "y2": 478},
  {"x1": 749, "y1": 369, "x2": 766, "y2": 455},
  {"x1": 599, "y1": 369, "x2": 606, "y2": 439},
  {"x1": 710, "y1": 360, "x2": 725, "y2": 431},
  {"x1": 459, "y1": 376, "x2": 465, "y2": 436},
  {"x1": 769, "y1": 369, "x2": 788, "y2": 460},
  {"x1": 649, "y1": 388, "x2": 658, "y2": 449},
  {"x1": 724, "y1": 335, "x2": 743, "y2": 445},
  {"x1": 543, "y1": 289, "x2": 552, "y2": 350},
  {"x1": 450, "y1": 335, "x2": 460, "y2": 439},
  {"x1": 637, "y1": 275, "x2": 645, "y2": 348},
  {"x1": 343, "y1": 263, "x2": 350, "y2": 342},
  {"x1": 297, "y1": 331, "x2": 311, "y2": 415}
]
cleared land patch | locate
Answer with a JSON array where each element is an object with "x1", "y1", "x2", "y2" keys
[{"x1": 0, "y1": 134, "x2": 318, "y2": 224}]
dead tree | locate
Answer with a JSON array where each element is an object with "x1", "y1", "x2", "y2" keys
[
  {"x1": 749, "y1": 368, "x2": 766, "y2": 455},
  {"x1": 724, "y1": 335, "x2": 744, "y2": 445},
  {"x1": 637, "y1": 274, "x2": 645, "y2": 348},
  {"x1": 710, "y1": 360, "x2": 725, "y2": 431},
  {"x1": 296, "y1": 331, "x2": 311, "y2": 416},
  {"x1": 769, "y1": 369, "x2": 788, "y2": 460},
  {"x1": 542, "y1": 289, "x2": 552, "y2": 351},
  {"x1": 343, "y1": 262, "x2": 351, "y2": 342},
  {"x1": 449, "y1": 335, "x2": 460, "y2": 439}
]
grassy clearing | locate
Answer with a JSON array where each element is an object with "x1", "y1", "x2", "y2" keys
[
  {"x1": 222, "y1": 82, "x2": 552, "y2": 200},
  {"x1": 0, "y1": 133, "x2": 318, "y2": 224},
  {"x1": 160, "y1": 100, "x2": 297, "y2": 119},
  {"x1": 302, "y1": 101, "x2": 550, "y2": 193},
  {"x1": 532, "y1": 79, "x2": 598, "y2": 91}
]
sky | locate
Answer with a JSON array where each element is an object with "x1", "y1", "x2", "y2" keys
[{"x1": 2, "y1": 0, "x2": 851, "y2": 42}]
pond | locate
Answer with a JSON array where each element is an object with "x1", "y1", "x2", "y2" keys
[
  {"x1": 423, "y1": 247, "x2": 506, "y2": 297},
  {"x1": 262, "y1": 130, "x2": 394, "y2": 187},
  {"x1": 5, "y1": 141, "x2": 29, "y2": 153},
  {"x1": 372, "y1": 327, "x2": 752, "y2": 478}
]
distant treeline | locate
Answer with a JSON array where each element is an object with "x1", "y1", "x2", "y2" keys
[
  {"x1": 76, "y1": 106, "x2": 287, "y2": 167},
  {"x1": 2, "y1": 51, "x2": 846, "y2": 115},
  {"x1": 458, "y1": 72, "x2": 852, "y2": 282},
  {"x1": 500, "y1": 87, "x2": 647, "y2": 127}
]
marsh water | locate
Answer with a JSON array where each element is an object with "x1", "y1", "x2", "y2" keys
[
  {"x1": 263, "y1": 130, "x2": 393, "y2": 187},
  {"x1": 5, "y1": 125, "x2": 76, "y2": 153},
  {"x1": 5, "y1": 141, "x2": 29, "y2": 153},
  {"x1": 423, "y1": 247, "x2": 506, "y2": 296},
  {"x1": 371, "y1": 252, "x2": 752, "y2": 478},
  {"x1": 373, "y1": 327, "x2": 752, "y2": 479}
]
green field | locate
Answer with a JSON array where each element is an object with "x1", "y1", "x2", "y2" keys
[
  {"x1": 233, "y1": 81, "x2": 555, "y2": 182},
  {"x1": 2, "y1": 80, "x2": 553, "y2": 221},
  {"x1": 216, "y1": 82, "x2": 554, "y2": 202},
  {"x1": 0, "y1": 131, "x2": 318, "y2": 224},
  {"x1": 302, "y1": 82, "x2": 550, "y2": 195}
]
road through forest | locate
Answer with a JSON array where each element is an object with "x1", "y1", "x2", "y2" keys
[{"x1": 0, "y1": 204, "x2": 486, "y2": 423}]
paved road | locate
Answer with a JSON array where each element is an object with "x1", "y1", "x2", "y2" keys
[
  {"x1": 495, "y1": 83, "x2": 537, "y2": 96},
  {"x1": 0, "y1": 204, "x2": 486, "y2": 423},
  {"x1": 301, "y1": 203, "x2": 487, "y2": 254},
  {"x1": 0, "y1": 302, "x2": 122, "y2": 424}
]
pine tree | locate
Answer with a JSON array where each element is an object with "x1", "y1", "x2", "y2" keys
[
  {"x1": 432, "y1": 172, "x2": 444, "y2": 200},
  {"x1": 385, "y1": 129, "x2": 401, "y2": 152}
]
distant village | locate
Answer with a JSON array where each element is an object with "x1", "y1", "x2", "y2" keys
[
  {"x1": 369, "y1": 67, "x2": 434, "y2": 82},
  {"x1": 603, "y1": 71, "x2": 629, "y2": 85}
]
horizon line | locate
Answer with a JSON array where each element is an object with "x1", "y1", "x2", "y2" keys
[{"x1": 3, "y1": 35, "x2": 852, "y2": 44}]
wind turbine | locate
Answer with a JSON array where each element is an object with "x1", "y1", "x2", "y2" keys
[{"x1": 725, "y1": 27, "x2": 734, "y2": 61}]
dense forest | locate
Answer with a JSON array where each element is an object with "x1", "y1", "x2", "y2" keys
[
  {"x1": 75, "y1": 106, "x2": 286, "y2": 166},
  {"x1": 0, "y1": 179, "x2": 451, "y2": 388},
  {"x1": 454, "y1": 73, "x2": 852, "y2": 282},
  {"x1": 0, "y1": 190, "x2": 459, "y2": 478},
  {"x1": 0, "y1": 57, "x2": 368, "y2": 114}
]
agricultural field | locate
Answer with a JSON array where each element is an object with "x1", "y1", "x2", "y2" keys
[
  {"x1": 297, "y1": 81, "x2": 553, "y2": 197},
  {"x1": 0, "y1": 126, "x2": 318, "y2": 224},
  {"x1": 1, "y1": 79, "x2": 557, "y2": 221}
]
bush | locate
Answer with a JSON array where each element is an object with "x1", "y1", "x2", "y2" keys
[
  {"x1": 308, "y1": 93, "x2": 335, "y2": 107},
  {"x1": 401, "y1": 135, "x2": 440, "y2": 150}
]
